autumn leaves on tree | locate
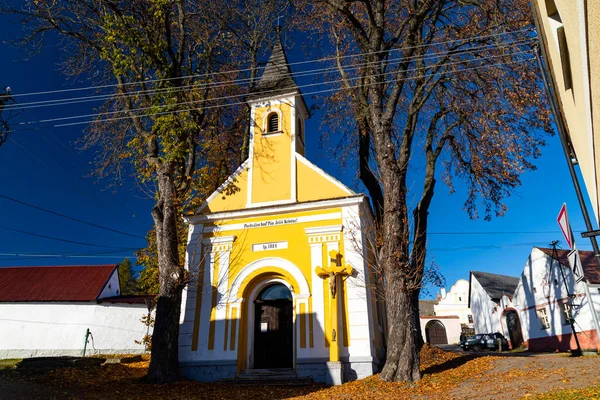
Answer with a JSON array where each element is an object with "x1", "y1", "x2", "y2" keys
[
  {"x1": 4, "y1": 0, "x2": 552, "y2": 385},
  {"x1": 297, "y1": 0, "x2": 552, "y2": 382}
]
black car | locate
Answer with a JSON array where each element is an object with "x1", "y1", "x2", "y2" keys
[{"x1": 460, "y1": 332, "x2": 509, "y2": 352}]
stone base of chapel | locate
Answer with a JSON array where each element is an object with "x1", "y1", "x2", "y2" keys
[{"x1": 179, "y1": 357, "x2": 381, "y2": 384}]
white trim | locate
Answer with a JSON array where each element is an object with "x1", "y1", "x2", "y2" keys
[
  {"x1": 247, "y1": 106, "x2": 256, "y2": 206},
  {"x1": 305, "y1": 225, "x2": 343, "y2": 235},
  {"x1": 196, "y1": 159, "x2": 249, "y2": 214},
  {"x1": 228, "y1": 257, "x2": 311, "y2": 302},
  {"x1": 201, "y1": 235, "x2": 237, "y2": 245},
  {"x1": 290, "y1": 96, "x2": 297, "y2": 202},
  {"x1": 203, "y1": 212, "x2": 342, "y2": 233},
  {"x1": 263, "y1": 108, "x2": 283, "y2": 134},
  {"x1": 261, "y1": 131, "x2": 283, "y2": 138},
  {"x1": 246, "y1": 199, "x2": 296, "y2": 209},
  {"x1": 296, "y1": 153, "x2": 355, "y2": 196},
  {"x1": 187, "y1": 195, "x2": 365, "y2": 224},
  {"x1": 247, "y1": 92, "x2": 299, "y2": 106}
]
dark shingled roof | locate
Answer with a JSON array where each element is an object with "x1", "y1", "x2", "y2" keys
[
  {"x1": 419, "y1": 300, "x2": 438, "y2": 316},
  {"x1": 248, "y1": 34, "x2": 302, "y2": 102},
  {"x1": 0, "y1": 265, "x2": 116, "y2": 302},
  {"x1": 537, "y1": 247, "x2": 600, "y2": 284},
  {"x1": 471, "y1": 271, "x2": 519, "y2": 301}
]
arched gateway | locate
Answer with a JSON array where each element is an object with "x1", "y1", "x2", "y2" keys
[{"x1": 178, "y1": 34, "x2": 386, "y2": 385}]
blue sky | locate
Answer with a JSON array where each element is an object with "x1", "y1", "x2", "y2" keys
[{"x1": 1, "y1": 21, "x2": 597, "y2": 299}]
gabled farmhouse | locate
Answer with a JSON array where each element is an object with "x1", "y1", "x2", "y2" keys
[
  {"x1": 470, "y1": 247, "x2": 600, "y2": 352},
  {"x1": 0, "y1": 265, "x2": 153, "y2": 358},
  {"x1": 180, "y1": 37, "x2": 385, "y2": 384},
  {"x1": 469, "y1": 271, "x2": 520, "y2": 340}
]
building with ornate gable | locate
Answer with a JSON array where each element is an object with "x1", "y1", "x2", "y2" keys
[{"x1": 179, "y1": 37, "x2": 385, "y2": 385}]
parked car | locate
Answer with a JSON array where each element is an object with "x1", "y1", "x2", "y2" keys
[{"x1": 460, "y1": 333, "x2": 509, "y2": 352}]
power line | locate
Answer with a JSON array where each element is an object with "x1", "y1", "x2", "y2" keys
[
  {"x1": 0, "y1": 248, "x2": 139, "y2": 261},
  {"x1": 49, "y1": 55, "x2": 534, "y2": 128},
  {"x1": 5, "y1": 49, "x2": 535, "y2": 131},
  {"x1": 8, "y1": 27, "x2": 533, "y2": 100},
  {"x1": 5, "y1": 38, "x2": 534, "y2": 112},
  {"x1": 0, "y1": 224, "x2": 131, "y2": 249},
  {"x1": 0, "y1": 194, "x2": 146, "y2": 240}
]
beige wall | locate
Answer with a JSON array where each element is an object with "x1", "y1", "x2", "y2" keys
[{"x1": 533, "y1": 0, "x2": 599, "y2": 221}]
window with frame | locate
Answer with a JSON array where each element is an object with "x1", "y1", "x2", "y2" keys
[
  {"x1": 559, "y1": 302, "x2": 574, "y2": 325},
  {"x1": 468, "y1": 314, "x2": 473, "y2": 324},
  {"x1": 267, "y1": 112, "x2": 279, "y2": 133},
  {"x1": 536, "y1": 308, "x2": 550, "y2": 329}
]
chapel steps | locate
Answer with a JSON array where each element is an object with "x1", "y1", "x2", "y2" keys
[{"x1": 220, "y1": 368, "x2": 316, "y2": 386}]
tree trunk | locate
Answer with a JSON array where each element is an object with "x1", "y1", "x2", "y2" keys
[
  {"x1": 380, "y1": 288, "x2": 421, "y2": 382},
  {"x1": 147, "y1": 166, "x2": 184, "y2": 383}
]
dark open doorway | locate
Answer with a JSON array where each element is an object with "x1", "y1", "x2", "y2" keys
[
  {"x1": 253, "y1": 284, "x2": 293, "y2": 369},
  {"x1": 504, "y1": 309, "x2": 524, "y2": 349}
]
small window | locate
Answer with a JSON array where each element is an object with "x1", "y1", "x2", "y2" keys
[
  {"x1": 267, "y1": 113, "x2": 279, "y2": 133},
  {"x1": 468, "y1": 314, "x2": 473, "y2": 324},
  {"x1": 536, "y1": 308, "x2": 550, "y2": 329},
  {"x1": 560, "y1": 302, "x2": 574, "y2": 325},
  {"x1": 554, "y1": 278, "x2": 559, "y2": 286}
]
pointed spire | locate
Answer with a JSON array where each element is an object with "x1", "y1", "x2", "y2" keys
[{"x1": 248, "y1": 28, "x2": 299, "y2": 100}]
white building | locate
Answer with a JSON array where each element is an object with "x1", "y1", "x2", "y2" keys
[
  {"x1": 0, "y1": 265, "x2": 154, "y2": 358},
  {"x1": 434, "y1": 279, "x2": 473, "y2": 327},
  {"x1": 470, "y1": 247, "x2": 600, "y2": 351}
]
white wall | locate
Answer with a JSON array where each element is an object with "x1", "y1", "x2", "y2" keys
[
  {"x1": 511, "y1": 248, "x2": 599, "y2": 346},
  {"x1": 419, "y1": 317, "x2": 462, "y2": 344},
  {"x1": 470, "y1": 275, "x2": 502, "y2": 334},
  {"x1": 0, "y1": 302, "x2": 151, "y2": 358},
  {"x1": 434, "y1": 279, "x2": 473, "y2": 326}
]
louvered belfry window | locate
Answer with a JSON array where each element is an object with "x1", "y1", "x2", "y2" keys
[{"x1": 267, "y1": 113, "x2": 279, "y2": 133}]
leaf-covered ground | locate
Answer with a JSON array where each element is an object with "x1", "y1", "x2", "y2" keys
[{"x1": 1, "y1": 346, "x2": 599, "y2": 399}]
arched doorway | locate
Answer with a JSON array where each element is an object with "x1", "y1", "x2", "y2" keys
[
  {"x1": 253, "y1": 284, "x2": 293, "y2": 369},
  {"x1": 425, "y1": 320, "x2": 448, "y2": 345},
  {"x1": 504, "y1": 309, "x2": 523, "y2": 349}
]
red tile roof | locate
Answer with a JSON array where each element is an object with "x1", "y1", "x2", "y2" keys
[
  {"x1": 0, "y1": 265, "x2": 117, "y2": 302},
  {"x1": 537, "y1": 247, "x2": 600, "y2": 284}
]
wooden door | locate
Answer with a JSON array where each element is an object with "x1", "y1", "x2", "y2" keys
[
  {"x1": 254, "y1": 299, "x2": 293, "y2": 369},
  {"x1": 426, "y1": 320, "x2": 448, "y2": 345},
  {"x1": 505, "y1": 310, "x2": 523, "y2": 349}
]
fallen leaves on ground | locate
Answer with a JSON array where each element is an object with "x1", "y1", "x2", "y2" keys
[
  {"x1": 2, "y1": 347, "x2": 598, "y2": 399},
  {"x1": 0, "y1": 346, "x2": 497, "y2": 400}
]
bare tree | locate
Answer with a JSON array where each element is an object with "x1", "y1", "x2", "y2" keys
[
  {"x1": 0, "y1": 87, "x2": 15, "y2": 147},
  {"x1": 297, "y1": 0, "x2": 552, "y2": 381}
]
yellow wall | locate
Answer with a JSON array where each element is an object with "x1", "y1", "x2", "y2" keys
[
  {"x1": 533, "y1": 0, "x2": 599, "y2": 220},
  {"x1": 204, "y1": 167, "x2": 249, "y2": 213},
  {"x1": 296, "y1": 158, "x2": 351, "y2": 202},
  {"x1": 191, "y1": 206, "x2": 354, "y2": 367},
  {"x1": 251, "y1": 104, "x2": 293, "y2": 203}
]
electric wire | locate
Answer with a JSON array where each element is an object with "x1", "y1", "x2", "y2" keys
[
  {"x1": 0, "y1": 224, "x2": 133, "y2": 249},
  {"x1": 7, "y1": 27, "x2": 533, "y2": 100},
  {"x1": 0, "y1": 194, "x2": 146, "y2": 240},
  {"x1": 49, "y1": 55, "x2": 534, "y2": 128},
  {"x1": 4, "y1": 37, "x2": 535, "y2": 111}
]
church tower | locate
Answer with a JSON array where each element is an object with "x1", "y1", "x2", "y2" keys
[{"x1": 246, "y1": 33, "x2": 309, "y2": 206}]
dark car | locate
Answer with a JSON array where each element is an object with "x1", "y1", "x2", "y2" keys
[{"x1": 460, "y1": 332, "x2": 509, "y2": 352}]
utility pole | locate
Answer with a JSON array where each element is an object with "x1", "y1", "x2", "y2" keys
[{"x1": 550, "y1": 241, "x2": 582, "y2": 356}]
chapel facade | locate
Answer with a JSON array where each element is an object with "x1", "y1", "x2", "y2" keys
[{"x1": 179, "y1": 37, "x2": 385, "y2": 384}]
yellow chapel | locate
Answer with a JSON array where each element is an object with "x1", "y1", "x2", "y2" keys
[{"x1": 179, "y1": 37, "x2": 385, "y2": 385}]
